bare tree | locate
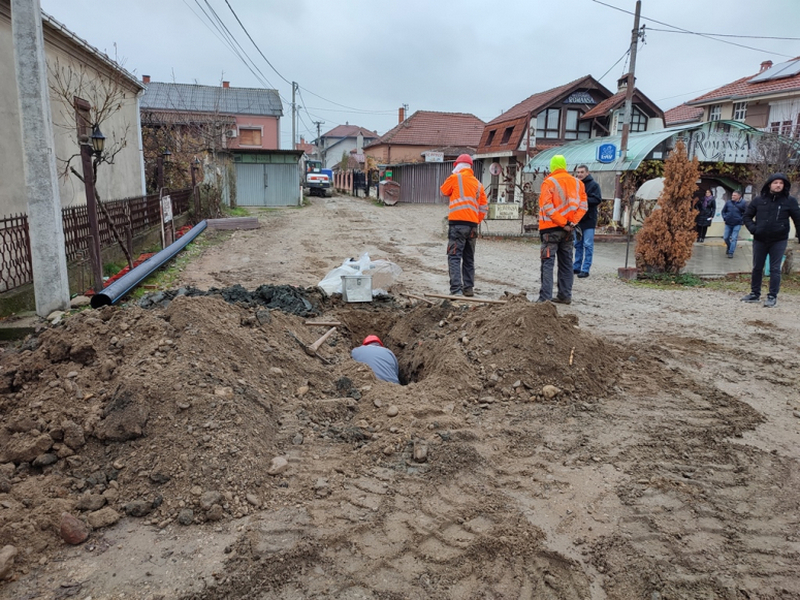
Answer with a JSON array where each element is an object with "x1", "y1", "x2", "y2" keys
[{"x1": 48, "y1": 56, "x2": 134, "y2": 267}]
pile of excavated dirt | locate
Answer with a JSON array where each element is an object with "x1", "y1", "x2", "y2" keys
[
  {"x1": 0, "y1": 291, "x2": 620, "y2": 582},
  {"x1": 1, "y1": 285, "x2": 785, "y2": 600}
]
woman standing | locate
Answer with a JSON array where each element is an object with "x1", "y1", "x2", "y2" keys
[{"x1": 694, "y1": 189, "x2": 716, "y2": 243}]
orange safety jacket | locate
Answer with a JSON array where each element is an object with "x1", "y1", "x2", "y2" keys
[
  {"x1": 538, "y1": 168, "x2": 588, "y2": 231},
  {"x1": 440, "y1": 168, "x2": 488, "y2": 224}
]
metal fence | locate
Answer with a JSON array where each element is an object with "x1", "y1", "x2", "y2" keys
[
  {"x1": 0, "y1": 188, "x2": 192, "y2": 293},
  {"x1": 390, "y1": 160, "x2": 484, "y2": 204}
]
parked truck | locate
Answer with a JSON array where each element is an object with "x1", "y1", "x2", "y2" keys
[{"x1": 303, "y1": 159, "x2": 333, "y2": 197}]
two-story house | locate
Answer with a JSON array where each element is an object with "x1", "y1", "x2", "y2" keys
[
  {"x1": 315, "y1": 124, "x2": 379, "y2": 170},
  {"x1": 140, "y1": 79, "x2": 301, "y2": 207},
  {"x1": 685, "y1": 58, "x2": 800, "y2": 136},
  {"x1": 475, "y1": 75, "x2": 664, "y2": 202}
]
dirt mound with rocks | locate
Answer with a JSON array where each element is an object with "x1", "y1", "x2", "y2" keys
[{"x1": 0, "y1": 289, "x2": 621, "y2": 586}]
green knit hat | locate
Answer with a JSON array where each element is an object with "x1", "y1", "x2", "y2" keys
[{"x1": 550, "y1": 155, "x2": 567, "y2": 172}]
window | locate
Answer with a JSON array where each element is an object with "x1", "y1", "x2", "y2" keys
[
  {"x1": 615, "y1": 107, "x2": 648, "y2": 133},
  {"x1": 796, "y1": 115, "x2": 800, "y2": 139},
  {"x1": 709, "y1": 105, "x2": 722, "y2": 121},
  {"x1": 238, "y1": 128, "x2": 262, "y2": 146},
  {"x1": 771, "y1": 121, "x2": 794, "y2": 136},
  {"x1": 73, "y1": 97, "x2": 91, "y2": 142},
  {"x1": 536, "y1": 108, "x2": 561, "y2": 138},
  {"x1": 733, "y1": 102, "x2": 747, "y2": 121},
  {"x1": 485, "y1": 129, "x2": 496, "y2": 145},
  {"x1": 500, "y1": 126, "x2": 514, "y2": 144},
  {"x1": 564, "y1": 109, "x2": 591, "y2": 140}
]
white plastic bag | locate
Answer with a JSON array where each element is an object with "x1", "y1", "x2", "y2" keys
[{"x1": 317, "y1": 252, "x2": 402, "y2": 296}]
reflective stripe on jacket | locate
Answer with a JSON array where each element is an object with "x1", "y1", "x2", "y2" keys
[
  {"x1": 441, "y1": 168, "x2": 488, "y2": 224},
  {"x1": 538, "y1": 168, "x2": 587, "y2": 231}
]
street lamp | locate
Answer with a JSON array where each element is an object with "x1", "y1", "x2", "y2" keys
[{"x1": 90, "y1": 125, "x2": 105, "y2": 156}]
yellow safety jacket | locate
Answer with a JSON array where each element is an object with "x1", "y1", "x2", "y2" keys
[{"x1": 538, "y1": 169, "x2": 587, "y2": 231}]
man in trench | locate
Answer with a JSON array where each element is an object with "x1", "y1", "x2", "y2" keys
[{"x1": 351, "y1": 335, "x2": 400, "y2": 384}]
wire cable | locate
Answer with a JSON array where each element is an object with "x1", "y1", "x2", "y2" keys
[
  {"x1": 590, "y1": 0, "x2": 795, "y2": 58},
  {"x1": 598, "y1": 49, "x2": 630, "y2": 82}
]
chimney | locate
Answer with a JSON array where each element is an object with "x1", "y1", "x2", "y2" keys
[
  {"x1": 398, "y1": 106, "x2": 405, "y2": 123},
  {"x1": 616, "y1": 75, "x2": 627, "y2": 92},
  {"x1": 760, "y1": 60, "x2": 773, "y2": 73},
  {"x1": 222, "y1": 81, "x2": 230, "y2": 89},
  {"x1": 142, "y1": 75, "x2": 150, "y2": 84}
]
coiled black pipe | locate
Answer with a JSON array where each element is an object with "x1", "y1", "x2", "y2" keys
[{"x1": 91, "y1": 220, "x2": 207, "y2": 308}]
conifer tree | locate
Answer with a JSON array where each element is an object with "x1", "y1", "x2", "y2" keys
[{"x1": 635, "y1": 140, "x2": 700, "y2": 273}]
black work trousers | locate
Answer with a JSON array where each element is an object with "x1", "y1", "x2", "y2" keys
[
  {"x1": 538, "y1": 228, "x2": 574, "y2": 302},
  {"x1": 751, "y1": 238, "x2": 787, "y2": 298},
  {"x1": 447, "y1": 223, "x2": 477, "y2": 294}
]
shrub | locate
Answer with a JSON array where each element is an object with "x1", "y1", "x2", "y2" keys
[{"x1": 635, "y1": 140, "x2": 699, "y2": 274}]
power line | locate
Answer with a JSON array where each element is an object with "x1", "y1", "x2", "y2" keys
[
  {"x1": 646, "y1": 27, "x2": 800, "y2": 42},
  {"x1": 590, "y1": 0, "x2": 795, "y2": 58},
  {"x1": 598, "y1": 48, "x2": 630, "y2": 82},
  {"x1": 223, "y1": 0, "x2": 396, "y2": 115}
]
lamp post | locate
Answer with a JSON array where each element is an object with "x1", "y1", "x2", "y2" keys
[
  {"x1": 190, "y1": 157, "x2": 201, "y2": 217},
  {"x1": 80, "y1": 124, "x2": 105, "y2": 294}
]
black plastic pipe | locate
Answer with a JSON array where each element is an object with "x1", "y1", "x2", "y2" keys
[{"x1": 91, "y1": 220, "x2": 207, "y2": 308}]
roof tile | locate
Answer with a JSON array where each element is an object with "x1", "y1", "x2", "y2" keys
[
  {"x1": 688, "y1": 59, "x2": 800, "y2": 105},
  {"x1": 664, "y1": 103, "x2": 704, "y2": 126},
  {"x1": 367, "y1": 111, "x2": 485, "y2": 147},
  {"x1": 323, "y1": 124, "x2": 378, "y2": 139},
  {"x1": 141, "y1": 82, "x2": 283, "y2": 117}
]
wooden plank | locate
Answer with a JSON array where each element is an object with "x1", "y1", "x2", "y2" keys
[
  {"x1": 304, "y1": 321, "x2": 342, "y2": 327},
  {"x1": 400, "y1": 292, "x2": 435, "y2": 305},
  {"x1": 206, "y1": 217, "x2": 260, "y2": 230},
  {"x1": 424, "y1": 293, "x2": 507, "y2": 305}
]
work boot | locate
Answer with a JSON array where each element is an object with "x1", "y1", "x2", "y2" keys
[
  {"x1": 577, "y1": 272, "x2": 589, "y2": 278},
  {"x1": 741, "y1": 292, "x2": 761, "y2": 303},
  {"x1": 463, "y1": 288, "x2": 474, "y2": 297},
  {"x1": 552, "y1": 296, "x2": 572, "y2": 305},
  {"x1": 573, "y1": 269, "x2": 580, "y2": 274},
  {"x1": 763, "y1": 295, "x2": 777, "y2": 308}
]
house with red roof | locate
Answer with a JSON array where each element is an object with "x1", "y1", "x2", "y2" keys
[
  {"x1": 364, "y1": 108, "x2": 485, "y2": 165},
  {"x1": 664, "y1": 104, "x2": 704, "y2": 127},
  {"x1": 474, "y1": 75, "x2": 663, "y2": 202},
  {"x1": 315, "y1": 123, "x2": 378, "y2": 169},
  {"x1": 685, "y1": 58, "x2": 800, "y2": 136}
]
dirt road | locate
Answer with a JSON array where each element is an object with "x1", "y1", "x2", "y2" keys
[{"x1": 2, "y1": 194, "x2": 800, "y2": 599}]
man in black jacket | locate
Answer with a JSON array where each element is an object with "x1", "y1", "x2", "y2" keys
[
  {"x1": 741, "y1": 173, "x2": 800, "y2": 307},
  {"x1": 573, "y1": 165, "x2": 603, "y2": 278}
]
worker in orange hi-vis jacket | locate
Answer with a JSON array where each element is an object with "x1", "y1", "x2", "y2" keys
[
  {"x1": 537, "y1": 155, "x2": 587, "y2": 305},
  {"x1": 440, "y1": 154, "x2": 488, "y2": 297}
]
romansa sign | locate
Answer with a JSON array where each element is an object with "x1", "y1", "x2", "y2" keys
[{"x1": 688, "y1": 126, "x2": 757, "y2": 163}]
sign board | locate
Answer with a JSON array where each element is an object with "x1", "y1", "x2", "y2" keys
[
  {"x1": 488, "y1": 202, "x2": 520, "y2": 220},
  {"x1": 689, "y1": 128, "x2": 756, "y2": 163},
  {"x1": 161, "y1": 195, "x2": 173, "y2": 223},
  {"x1": 565, "y1": 92, "x2": 596, "y2": 105},
  {"x1": 597, "y1": 143, "x2": 617, "y2": 163},
  {"x1": 489, "y1": 162, "x2": 502, "y2": 176},
  {"x1": 424, "y1": 151, "x2": 444, "y2": 163}
]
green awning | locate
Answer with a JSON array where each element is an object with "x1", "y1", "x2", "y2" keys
[{"x1": 524, "y1": 123, "x2": 702, "y2": 173}]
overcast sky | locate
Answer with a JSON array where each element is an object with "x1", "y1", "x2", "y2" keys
[{"x1": 40, "y1": 0, "x2": 800, "y2": 149}]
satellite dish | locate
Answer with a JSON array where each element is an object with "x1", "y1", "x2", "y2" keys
[{"x1": 489, "y1": 162, "x2": 502, "y2": 176}]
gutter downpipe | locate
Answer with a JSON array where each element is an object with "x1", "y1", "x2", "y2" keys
[{"x1": 90, "y1": 220, "x2": 207, "y2": 308}]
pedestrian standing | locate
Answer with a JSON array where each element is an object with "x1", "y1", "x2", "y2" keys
[
  {"x1": 721, "y1": 190, "x2": 747, "y2": 258},
  {"x1": 573, "y1": 165, "x2": 602, "y2": 278},
  {"x1": 440, "y1": 154, "x2": 488, "y2": 296},
  {"x1": 741, "y1": 173, "x2": 800, "y2": 308},
  {"x1": 537, "y1": 155, "x2": 587, "y2": 304},
  {"x1": 694, "y1": 189, "x2": 716, "y2": 242}
]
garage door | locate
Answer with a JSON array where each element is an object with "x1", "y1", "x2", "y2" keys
[{"x1": 235, "y1": 163, "x2": 300, "y2": 207}]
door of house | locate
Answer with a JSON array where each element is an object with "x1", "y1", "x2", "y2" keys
[{"x1": 235, "y1": 163, "x2": 300, "y2": 207}]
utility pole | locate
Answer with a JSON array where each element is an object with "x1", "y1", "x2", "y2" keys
[
  {"x1": 619, "y1": 0, "x2": 643, "y2": 162},
  {"x1": 291, "y1": 81, "x2": 298, "y2": 150},
  {"x1": 12, "y1": 0, "x2": 71, "y2": 316},
  {"x1": 313, "y1": 120, "x2": 324, "y2": 165},
  {"x1": 616, "y1": 0, "x2": 644, "y2": 273}
]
